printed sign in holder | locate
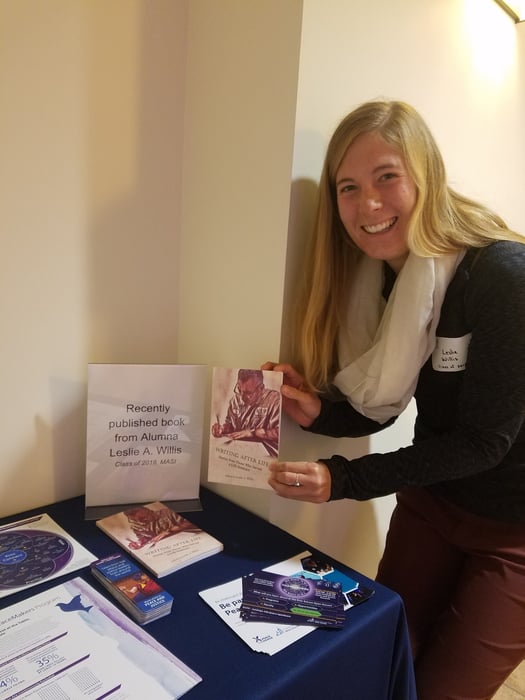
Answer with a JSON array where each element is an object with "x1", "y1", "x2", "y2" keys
[{"x1": 85, "y1": 364, "x2": 207, "y2": 520}]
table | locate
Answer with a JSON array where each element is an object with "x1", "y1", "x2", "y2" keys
[{"x1": 0, "y1": 489, "x2": 416, "y2": 699}]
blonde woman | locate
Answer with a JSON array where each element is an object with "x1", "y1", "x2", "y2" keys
[{"x1": 264, "y1": 100, "x2": 525, "y2": 700}]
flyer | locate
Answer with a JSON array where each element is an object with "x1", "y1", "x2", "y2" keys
[
  {"x1": 199, "y1": 550, "x2": 365, "y2": 655},
  {"x1": 0, "y1": 513, "x2": 96, "y2": 599},
  {"x1": 0, "y1": 577, "x2": 201, "y2": 699}
]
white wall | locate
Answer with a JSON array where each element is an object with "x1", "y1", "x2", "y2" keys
[
  {"x1": 271, "y1": 0, "x2": 525, "y2": 576},
  {"x1": 269, "y1": 0, "x2": 525, "y2": 576},
  {"x1": 178, "y1": 0, "x2": 304, "y2": 517},
  {"x1": 0, "y1": 0, "x2": 188, "y2": 516},
  {"x1": 1, "y1": 0, "x2": 523, "y2": 579}
]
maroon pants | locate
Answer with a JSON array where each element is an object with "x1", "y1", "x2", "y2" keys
[{"x1": 376, "y1": 489, "x2": 525, "y2": 700}]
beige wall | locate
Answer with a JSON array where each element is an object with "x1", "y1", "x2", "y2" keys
[
  {"x1": 1, "y1": 0, "x2": 523, "y2": 577},
  {"x1": 270, "y1": 0, "x2": 525, "y2": 576},
  {"x1": 178, "y1": 0, "x2": 304, "y2": 516},
  {"x1": 1, "y1": 0, "x2": 187, "y2": 515}
]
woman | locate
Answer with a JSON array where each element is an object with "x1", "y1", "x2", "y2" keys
[{"x1": 264, "y1": 100, "x2": 525, "y2": 700}]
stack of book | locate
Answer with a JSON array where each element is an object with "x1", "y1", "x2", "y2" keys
[{"x1": 91, "y1": 553, "x2": 173, "y2": 625}]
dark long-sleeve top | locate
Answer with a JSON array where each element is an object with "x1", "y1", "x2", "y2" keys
[{"x1": 308, "y1": 241, "x2": 525, "y2": 522}]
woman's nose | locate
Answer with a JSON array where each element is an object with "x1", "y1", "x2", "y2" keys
[{"x1": 361, "y1": 187, "x2": 382, "y2": 211}]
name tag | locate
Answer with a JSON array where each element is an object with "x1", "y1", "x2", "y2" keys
[{"x1": 432, "y1": 334, "x2": 472, "y2": 372}]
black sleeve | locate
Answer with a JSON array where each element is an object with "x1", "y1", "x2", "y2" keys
[
  {"x1": 321, "y1": 243, "x2": 525, "y2": 502},
  {"x1": 306, "y1": 396, "x2": 396, "y2": 438}
]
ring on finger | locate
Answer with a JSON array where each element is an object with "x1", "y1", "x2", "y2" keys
[{"x1": 293, "y1": 473, "x2": 301, "y2": 487}]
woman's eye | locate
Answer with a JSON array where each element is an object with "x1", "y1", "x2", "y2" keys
[
  {"x1": 380, "y1": 172, "x2": 397, "y2": 181},
  {"x1": 339, "y1": 184, "x2": 357, "y2": 194}
]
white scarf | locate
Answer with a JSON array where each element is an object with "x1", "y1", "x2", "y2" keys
[{"x1": 334, "y1": 251, "x2": 465, "y2": 423}]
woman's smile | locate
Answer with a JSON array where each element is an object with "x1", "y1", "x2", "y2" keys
[{"x1": 336, "y1": 132, "x2": 417, "y2": 273}]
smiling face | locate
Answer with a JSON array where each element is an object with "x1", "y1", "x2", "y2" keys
[{"x1": 335, "y1": 131, "x2": 417, "y2": 273}]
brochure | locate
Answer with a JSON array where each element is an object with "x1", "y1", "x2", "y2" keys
[
  {"x1": 0, "y1": 576, "x2": 201, "y2": 698},
  {"x1": 0, "y1": 513, "x2": 96, "y2": 599},
  {"x1": 199, "y1": 550, "x2": 368, "y2": 655},
  {"x1": 207, "y1": 367, "x2": 283, "y2": 490},
  {"x1": 85, "y1": 363, "x2": 207, "y2": 517},
  {"x1": 240, "y1": 570, "x2": 346, "y2": 628},
  {"x1": 96, "y1": 501, "x2": 223, "y2": 578},
  {"x1": 91, "y1": 552, "x2": 174, "y2": 624}
]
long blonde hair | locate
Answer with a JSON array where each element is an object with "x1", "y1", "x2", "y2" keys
[{"x1": 296, "y1": 100, "x2": 523, "y2": 391}]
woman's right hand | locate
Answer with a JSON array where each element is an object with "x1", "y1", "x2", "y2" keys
[{"x1": 261, "y1": 362, "x2": 321, "y2": 428}]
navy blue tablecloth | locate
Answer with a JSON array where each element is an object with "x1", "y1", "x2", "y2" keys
[{"x1": 0, "y1": 489, "x2": 416, "y2": 699}]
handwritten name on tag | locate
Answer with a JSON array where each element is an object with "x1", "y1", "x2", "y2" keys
[{"x1": 432, "y1": 334, "x2": 472, "y2": 372}]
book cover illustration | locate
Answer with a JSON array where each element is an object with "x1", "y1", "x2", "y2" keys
[
  {"x1": 96, "y1": 501, "x2": 223, "y2": 578},
  {"x1": 0, "y1": 513, "x2": 96, "y2": 599},
  {"x1": 207, "y1": 367, "x2": 283, "y2": 490},
  {"x1": 85, "y1": 363, "x2": 207, "y2": 511}
]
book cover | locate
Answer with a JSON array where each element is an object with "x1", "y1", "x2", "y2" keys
[
  {"x1": 96, "y1": 501, "x2": 223, "y2": 577},
  {"x1": 0, "y1": 513, "x2": 97, "y2": 599},
  {"x1": 85, "y1": 363, "x2": 207, "y2": 515},
  {"x1": 207, "y1": 367, "x2": 283, "y2": 490}
]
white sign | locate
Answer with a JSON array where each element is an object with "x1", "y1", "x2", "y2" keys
[{"x1": 86, "y1": 364, "x2": 207, "y2": 512}]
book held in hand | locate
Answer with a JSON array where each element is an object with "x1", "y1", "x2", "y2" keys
[
  {"x1": 207, "y1": 367, "x2": 283, "y2": 490},
  {"x1": 96, "y1": 501, "x2": 223, "y2": 577},
  {"x1": 91, "y1": 552, "x2": 174, "y2": 624}
]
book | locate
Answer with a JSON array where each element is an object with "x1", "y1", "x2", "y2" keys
[
  {"x1": 85, "y1": 363, "x2": 207, "y2": 517},
  {"x1": 96, "y1": 501, "x2": 223, "y2": 577},
  {"x1": 207, "y1": 367, "x2": 283, "y2": 489},
  {"x1": 0, "y1": 576, "x2": 200, "y2": 698},
  {"x1": 91, "y1": 552, "x2": 174, "y2": 624},
  {"x1": 0, "y1": 512, "x2": 97, "y2": 599}
]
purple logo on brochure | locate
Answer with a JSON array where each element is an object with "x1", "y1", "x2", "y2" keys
[{"x1": 278, "y1": 576, "x2": 313, "y2": 599}]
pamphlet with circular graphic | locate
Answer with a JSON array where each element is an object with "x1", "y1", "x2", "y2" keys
[{"x1": 0, "y1": 513, "x2": 96, "y2": 598}]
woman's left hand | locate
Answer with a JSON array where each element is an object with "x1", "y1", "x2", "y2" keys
[{"x1": 268, "y1": 461, "x2": 331, "y2": 503}]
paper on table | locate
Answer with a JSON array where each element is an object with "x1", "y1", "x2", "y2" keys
[
  {"x1": 0, "y1": 576, "x2": 201, "y2": 699},
  {"x1": 199, "y1": 551, "x2": 322, "y2": 655},
  {"x1": 0, "y1": 513, "x2": 97, "y2": 599}
]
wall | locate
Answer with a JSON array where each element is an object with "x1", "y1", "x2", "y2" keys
[
  {"x1": 0, "y1": 0, "x2": 188, "y2": 516},
  {"x1": 178, "y1": 0, "x2": 304, "y2": 517},
  {"x1": 1, "y1": 0, "x2": 523, "y2": 579},
  {"x1": 269, "y1": 0, "x2": 525, "y2": 576}
]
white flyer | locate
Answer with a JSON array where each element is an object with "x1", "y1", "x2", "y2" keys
[{"x1": 0, "y1": 577, "x2": 201, "y2": 699}]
